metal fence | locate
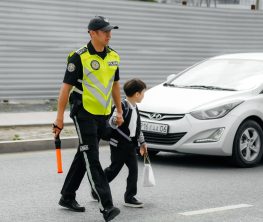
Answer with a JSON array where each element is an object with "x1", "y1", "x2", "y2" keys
[{"x1": 1, "y1": 0, "x2": 263, "y2": 100}]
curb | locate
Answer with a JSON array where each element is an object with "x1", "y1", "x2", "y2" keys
[
  {"x1": 0, "y1": 122, "x2": 74, "y2": 128},
  {"x1": 0, "y1": 111, "x2": 110, "y2": 153},
  {"x1": 0, "y1": 137, "x2": 78, "y2": 153},
  {"x1": 0, "y1": 137, "x2": 108, "y2": 154}
]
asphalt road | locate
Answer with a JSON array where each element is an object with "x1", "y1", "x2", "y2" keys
[{"x1": 1, "y1": 147, "x2": 263, "y2": 222}]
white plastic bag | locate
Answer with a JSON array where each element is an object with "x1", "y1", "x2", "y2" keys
[{"x1": 142, "y1": 154, "x2": 156, "y2": 187}]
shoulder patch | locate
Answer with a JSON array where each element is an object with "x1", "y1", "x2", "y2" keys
[
  {"x1": 76, "y1": 46, "x2": 87, "y2": 55},
  {"x1": 67, "y1": 63, "x2": 76, "y2": 72}
]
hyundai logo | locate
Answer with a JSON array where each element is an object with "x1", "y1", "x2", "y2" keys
[{"x1": 149, "y1": 113, "x2": 163, "y2": 120}]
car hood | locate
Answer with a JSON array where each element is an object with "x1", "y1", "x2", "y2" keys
[{"x1": 138, "y1": 84, "x2": 249, "y2": 114}]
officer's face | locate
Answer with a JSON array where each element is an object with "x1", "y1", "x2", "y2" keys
[{"x1": 92, "y1": 30, "x2": 112, "y2": 46}]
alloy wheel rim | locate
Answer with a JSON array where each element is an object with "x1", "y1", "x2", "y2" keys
[{"x1": 239, "y1": 127, "x2": 261, "y2": 162}]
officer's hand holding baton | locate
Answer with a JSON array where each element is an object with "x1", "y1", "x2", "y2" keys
[{"x1": 52, "y1": 119, "x2": 63, "y2": 138}]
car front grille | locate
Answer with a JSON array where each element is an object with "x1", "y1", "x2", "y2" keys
[
  {"x1": 143, "y1": 132, "x2": 187, "y2": 145},
  {"x1": 139, "y1": 111, "x2": 185, "y2": 121}
]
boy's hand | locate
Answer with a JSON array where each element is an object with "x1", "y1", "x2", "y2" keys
[{"x1": 139, "y1": 143, "x2": 148, "y2": 156}]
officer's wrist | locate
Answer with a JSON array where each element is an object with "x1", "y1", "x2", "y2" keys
[{"x1": 116, "y1": 110, "x2": 123, "y2": 116}]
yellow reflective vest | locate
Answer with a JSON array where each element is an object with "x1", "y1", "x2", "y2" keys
[{"x1": 74, "y1": 46, "x2": 120, "y2": 115}]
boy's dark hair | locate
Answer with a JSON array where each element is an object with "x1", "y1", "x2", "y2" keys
[{"x1": 123, "y1": 78, "x2": 147, "y2": 97}]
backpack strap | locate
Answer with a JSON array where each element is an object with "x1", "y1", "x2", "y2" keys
[
  {"x1": 122, "y1": 99, "x2": 130, "y2": 119},
  {"x1": 109, "y1": 99, "x2": 132, "y2": 142}
]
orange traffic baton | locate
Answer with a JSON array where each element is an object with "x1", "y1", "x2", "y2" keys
[{"x1": 55, "y1": 135, "x2": 63, "y2": 174}]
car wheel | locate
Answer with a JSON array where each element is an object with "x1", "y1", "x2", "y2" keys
[{"x1": 232, "y1": 120, "x2": 263, "y2": 167}]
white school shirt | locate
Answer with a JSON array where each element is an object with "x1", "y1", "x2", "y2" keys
[{"x1": 126, "y1": 100, "x2": 137, "y2": 137}]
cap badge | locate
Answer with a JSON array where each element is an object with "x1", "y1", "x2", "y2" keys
[{"x1": 91, "y1": 60, "x2": 100, "y2": 70}]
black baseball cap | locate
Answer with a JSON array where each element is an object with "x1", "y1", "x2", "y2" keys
[{"x1": 88, "y1": 16, "x2": 119, "y2": 31}]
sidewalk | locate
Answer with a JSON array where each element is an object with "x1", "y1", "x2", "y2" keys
[
  {"x1": 0, "y1": 111, "x2": 72, "y2": 127},
  {"x1": 0, "y1": 111, "x2": 79, "y2": 153}
]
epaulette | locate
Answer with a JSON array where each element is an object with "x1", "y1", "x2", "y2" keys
[
  {"x1": 107, "y1": 46, "x2": 117, "y2": 54},
  {"x1": 67, "y1": 51, "x2": 75, "y2": 62},
  {"x1": 67, "y1": 47, "x2": 86, "y2": 62},
  {"x1": 76, "y1": 46, "x2": 87, "y2": 55}
]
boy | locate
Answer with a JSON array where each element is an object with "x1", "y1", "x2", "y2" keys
[{"x1": 104, "y1": 78, "x2": 147, "y2": 208}]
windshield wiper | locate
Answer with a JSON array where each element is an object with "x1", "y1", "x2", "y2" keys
[
  {"x1": 163, "y1": 83, "x2": 188, "y2": 88},
  {"x1": 186, "y1": 85, "x2": 236, "y2": 91},
  {"x1": 163, "y1": 83, "x2": 176, "y2": 87}
]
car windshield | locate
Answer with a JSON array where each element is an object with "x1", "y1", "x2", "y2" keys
[{"x1": 170, "y1": 59, "x2": 263, "y2": 91}]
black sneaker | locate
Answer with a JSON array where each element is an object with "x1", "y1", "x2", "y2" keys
[
  {"x1": 90, "y1": 190, "x2": 99, "y2": 202},
  {"x1": 58, "y1": 196, "x2": 85, "y2": 212},
  {"x1": 102, "y1": 206, "x2": 120, "y2": 222},
  {"x1": 124, "y1": 197, "x2": 144, "y2": 208}
]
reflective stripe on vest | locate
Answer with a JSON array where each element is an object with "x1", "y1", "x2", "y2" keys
[{"x1": 79, "y1": 48, "x2": 120, "y2": 115}]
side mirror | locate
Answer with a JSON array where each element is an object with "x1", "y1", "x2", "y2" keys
[{"x1": 166, "y1": 74, "x2": 176, "y2": 82}]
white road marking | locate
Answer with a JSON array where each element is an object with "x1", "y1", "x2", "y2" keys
[{"x1": 179, "y1": 204, "x2": 253, "y2": 216}]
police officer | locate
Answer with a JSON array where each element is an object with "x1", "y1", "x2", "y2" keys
[{"x1": 53, "y1": 16, "x2": 124, "y2": 221}]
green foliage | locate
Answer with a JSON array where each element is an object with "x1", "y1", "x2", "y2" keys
[
  {"x1": 51, "y1": 105, "x2": 58, "y2": 111},
  {"x1": 13, "y1": 134, "x2": 21, "y2": 141}
]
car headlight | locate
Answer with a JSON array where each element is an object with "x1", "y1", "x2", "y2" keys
[{"x1": 190, "y1": 101, "x2": 243, "y2": 120}]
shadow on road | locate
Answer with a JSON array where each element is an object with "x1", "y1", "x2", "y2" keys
[{"x1": 138, "y1": 152, "x2": 263, "y2": 170}]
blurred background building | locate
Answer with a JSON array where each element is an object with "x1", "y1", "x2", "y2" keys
[
  {"x1": 0, "y1": 0, "x2": 263, "y2": 101},
  {"x1": 156, "y1": 0, "x2": 262, "y2": 9}
]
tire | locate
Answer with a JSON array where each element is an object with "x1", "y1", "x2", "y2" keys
[{"x1": 232, "y1": 120, "x2": 263, "y2": 167}]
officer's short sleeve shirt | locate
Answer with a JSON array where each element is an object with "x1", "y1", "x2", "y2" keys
[
  {"x1": 63, "y1": 42, "x2": 119, "y2": 88},
  {"x1": 63, "y1": 53, "x2": 82, "y2": 88}
]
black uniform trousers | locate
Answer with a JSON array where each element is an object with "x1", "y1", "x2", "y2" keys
[
  {"x1": 61, "y1": 111, "x2": 113, "y2": 210},
  {"x1": 104, "y1": 141, "x2": 138, "y2": 202}
]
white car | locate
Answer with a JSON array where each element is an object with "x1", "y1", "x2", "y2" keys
[{"x1": 138, "y1": 53, "x2": 263, "y2": 167}]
